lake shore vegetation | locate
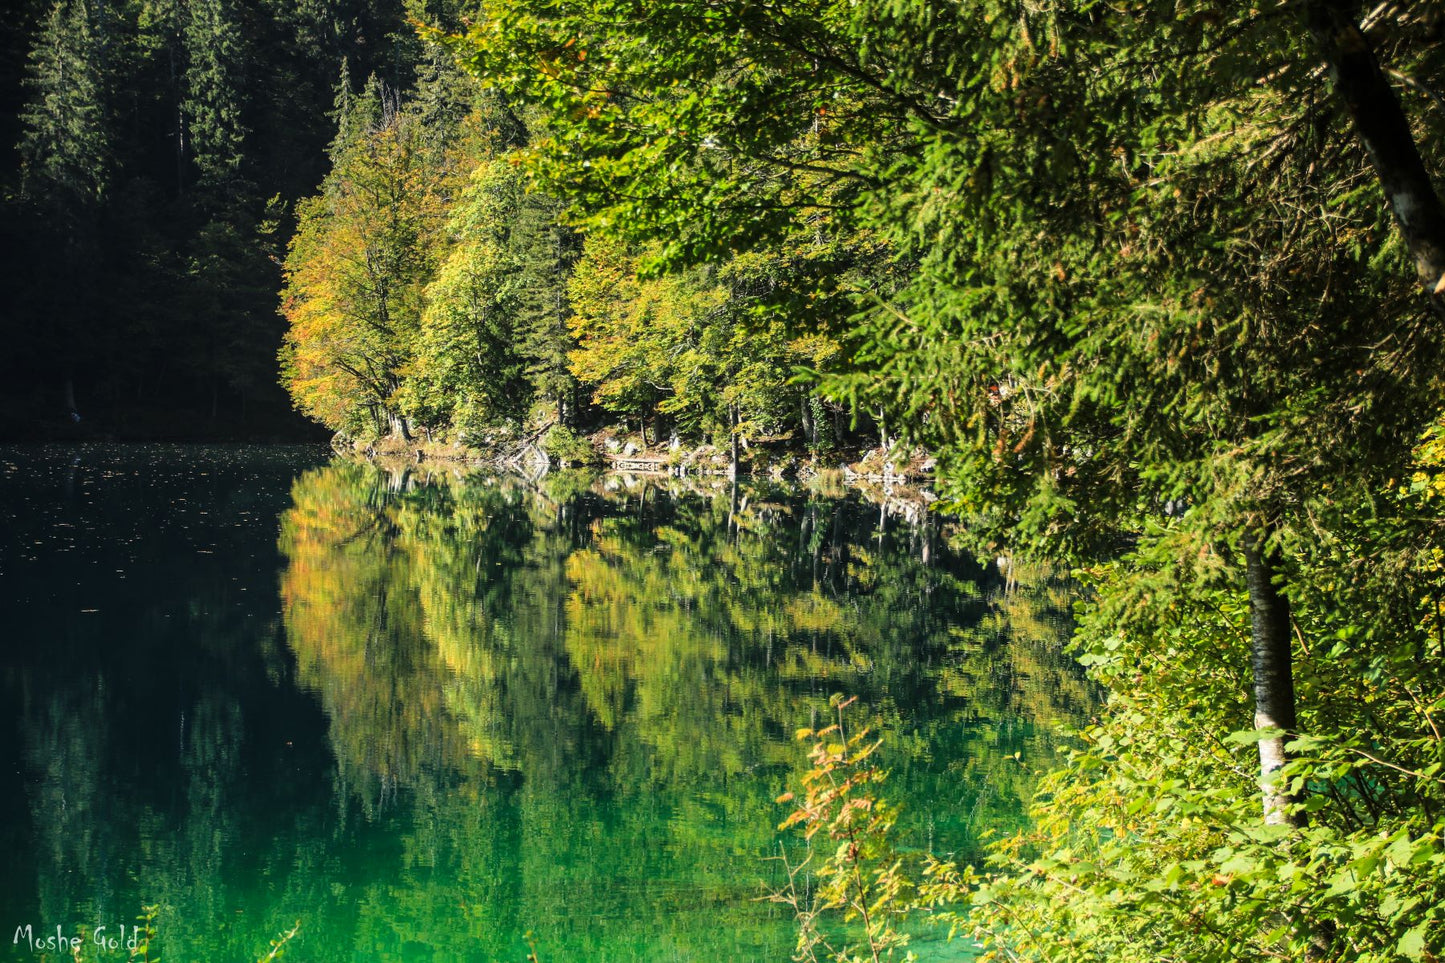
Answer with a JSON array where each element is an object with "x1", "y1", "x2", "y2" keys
[{"x1": 430, "y1": 1, "x2": 1445, "y2": 959}]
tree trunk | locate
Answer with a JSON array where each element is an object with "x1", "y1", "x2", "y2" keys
[
  {"x1": 389, "y1": 411, "x2": 412, "y2": 441},
  {"x1": 729, "y1": 403, "x2": 740, "y2": 478},
  {"x1": 1244, "y1": 535, "x2": 1302, "y2": 827},
  {"x1": 1305, "y1": 0, "x2": 1445, "y2": 302}
]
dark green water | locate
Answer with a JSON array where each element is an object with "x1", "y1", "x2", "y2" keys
[{"x1": 0, "y1": 446, "x2": 1088, "y2": 962}]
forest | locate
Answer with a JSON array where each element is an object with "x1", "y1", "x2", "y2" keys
[
  {"x1": 7, "y1": 0, "x2": 1445, "y2": 959},
  {"x1": 0, "y1": 0, "x2": 450, "y2": 439},
  {"x1": 0, "y1": 0, "x2": 869, "y2": 451}
]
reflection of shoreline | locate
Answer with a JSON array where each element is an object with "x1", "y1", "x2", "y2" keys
[
  {"x1": 337, "y1": 432, "x2": 937, "y2": 488},
  {"x1": 337, "y1": 454, "x2": 942, "y2": 532}
]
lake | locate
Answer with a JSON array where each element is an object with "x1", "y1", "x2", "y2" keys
[{"x1": 0, "y1": 445, "x2": 1089, "y2": 961}]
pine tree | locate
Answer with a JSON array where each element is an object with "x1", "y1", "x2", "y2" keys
[
  {"x1": 18, "y1": 0, "x2": 113, "y2": 227},
  {"x1": 16, "y1": 0, "x2": 117, "y2": 415},
  {"x1": 181, "y1": 0, "x2": 250, "y2": 205},
  {"x1": 513, "y1": 189, "x2": 579, "y2": 426}
]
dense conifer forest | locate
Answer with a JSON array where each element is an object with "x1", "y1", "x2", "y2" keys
[
  {"x1": 0, "y1": 0, "x2": 447, "y2": 439},
  {"x1": 0, "y1": 0, "x2": 871, "y2": 449}
]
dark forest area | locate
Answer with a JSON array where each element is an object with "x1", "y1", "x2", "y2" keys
[{"x1": 0, "y1": 0, "x2": 456, "y2": 440}]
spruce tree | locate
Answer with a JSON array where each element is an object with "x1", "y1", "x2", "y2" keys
[
  {"x1": 18, "y1": 0, "x2": 113, "y2": 227},
  {"x1": 16, "y1": 0, "x2": 116, "y2": 415},
  {"x1": 181, "y1": 0, "x2": 249, "y2": 204}
]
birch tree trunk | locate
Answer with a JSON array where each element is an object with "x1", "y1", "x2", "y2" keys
[{"x1": 1244, "y1": 535, "x2": 1302, "y2": 827}]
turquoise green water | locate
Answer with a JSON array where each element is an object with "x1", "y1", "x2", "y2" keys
[{"x1": 0, "y1": 446, "x2": 1088, "y2": 962}]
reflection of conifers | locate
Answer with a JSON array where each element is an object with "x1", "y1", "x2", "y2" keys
[{"x1": 20, "y1": 683, "x2": 109, "y2": 927}]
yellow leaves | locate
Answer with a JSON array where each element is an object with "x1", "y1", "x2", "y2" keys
[
  {"x1": 785, "y1": 593, "x2": 844, "y2": 633},
  {"x1": 280, "y1": 104, "x2": 477, "y2": 432}
]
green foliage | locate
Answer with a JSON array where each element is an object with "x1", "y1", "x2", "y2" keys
[
  {"x1": 567, "y1": 237, "x2": 730, "y2": 440},
  {"x1": 11, "y1": 0, "x2": 1445, "y2": 955},
  {"x1": 960, "y1": 495, "x2": 1445, "y2": 961},
  {"x1": 274, "y1": 62, "x2": 866, "y2": 451},
  {"x1": 181, "y1": 0, "x2": 250, "y2": 202},
  {"x1": 565, "y1": 232, "x2": 855, "y2": 447},
  {"x1": 509, "y1": 182, "x2": 580, "y2": 425},
  {"x1": 438, "y1": 1, "x2": 1445, "y2": 958},
  {"x1": 540, "y1": 423, "x2": 600, "y2": 466},
  {"x1": 1, "y1": 0, "x2": 444, "y2": 437},
  {"x1": 405, "y1": 154, "x2": 534, "y2": 433},
  {"x1": 774, "y1": 509, "x2": 1445, "y2": 960},
  {"x1": 17, "y1": 0, "x2": 113, "y2": 219},
  {"x1": 777, "y1": 464, "x2": 1445, "y2": 960}
]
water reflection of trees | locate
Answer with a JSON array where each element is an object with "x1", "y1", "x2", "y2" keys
[
  {"x1": 278, "y1": 463, "x2": 1090, "y2": 861},
  {"x1": 0, "y1": 450, "x2": 1090, "y2": 962}
]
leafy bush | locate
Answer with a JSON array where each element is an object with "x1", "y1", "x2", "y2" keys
[
  {"x1": 776, "y1": 487, "x2": 1445, "y2": 962},
  {"x1": 542, "y1": 425, "x2": 602, "y2": 467},
  {"x1": 962, "y1": 525, "x2": 1445, "y2": 962}
]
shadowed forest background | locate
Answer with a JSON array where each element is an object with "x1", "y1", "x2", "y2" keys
[{"x1": 0, "y1": 0, "x2": 451, "y2": 440}]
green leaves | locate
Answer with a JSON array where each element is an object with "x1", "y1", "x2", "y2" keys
[
  {"x1": 432, "y1": 3, "x2": 1445, "y2": 955},
  {"x1": 962, "y1": 504, "x2": 1445, "y2": 962}
]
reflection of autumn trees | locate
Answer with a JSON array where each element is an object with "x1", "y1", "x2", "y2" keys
[
  {"x1": 280, "y1": 463, "x2": 479, "y2": 811},
  {"x1": 278, "y1": 462, "x2": 1089, "y2": 840},
  {"x1": 2, "y1": 457, "x2": 1089, "y2": 961},
  {"x1": 274, "y1": 461, "x2": 1094, "y2": 952},
  {"x1": 1, "y1": 449, "x2": 1091, "y2": 962}
]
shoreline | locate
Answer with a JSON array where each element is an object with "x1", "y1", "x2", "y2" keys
[
  {"x1": 338, "y1": 431, "x2": 942, "y2": 522},
  {"x1": 341, "y1": 429, "x2": 937, "y2": 487}
]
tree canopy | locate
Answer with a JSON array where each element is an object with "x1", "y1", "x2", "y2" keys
[
  {"x1": 437, "y1": 0, "x2": 1445, "y2": 957},
  {"x1": 7, "y1": 0, "x2": 1445, "y2": 955}
]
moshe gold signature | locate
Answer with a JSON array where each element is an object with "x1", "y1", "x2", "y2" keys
[{"x1": 12, "y1": 924, "x2": 144, "y2": 953}]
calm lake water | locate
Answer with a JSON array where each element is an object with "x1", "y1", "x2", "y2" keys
[{"x1": 0, "y1": 445, "x2": 1089, "y2": 962}]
